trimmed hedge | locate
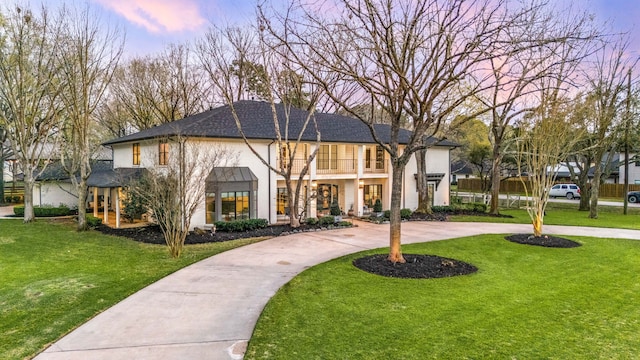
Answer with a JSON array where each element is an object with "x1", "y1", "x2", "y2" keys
[
  {"x1": 13, "y1": 205, "x2": 72, "y2": 217},
  {"x1": 214, "y1": 218, "x2": 268, "y2": 232},
  {"x1": 381, "y1": 208, "x2": 413, "y2": 220},
  {"x1": 86, "y1": 215, "x2": 103, "y2": 228},
  {"x1": 431, "y1": 202, "x2": 487, "y2": 213},
  {"x1": 305, "y1": 217, "x2": 318, "y2": 225},
  {"x1": 318, "y1": 215, "x2": 335, "y2": 226}
]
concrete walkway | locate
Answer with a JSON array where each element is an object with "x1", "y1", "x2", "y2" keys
[{"x1": 34, "y1": 221, "x2": 640, "y2": 360}]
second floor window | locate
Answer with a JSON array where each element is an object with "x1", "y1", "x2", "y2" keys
[
  {"x1": 132, "y1": 143, "x2": 140, "y2": 165},
  {"x1": 158, "y1": 141, "x2": 169, "y2": 165},
  {"x1": 317, "y1": 144, "x2": 337, "y2": 170}
]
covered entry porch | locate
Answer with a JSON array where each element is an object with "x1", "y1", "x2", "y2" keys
[{"x1": 87, "y1": 168, "x2": 147, "y2": 229}]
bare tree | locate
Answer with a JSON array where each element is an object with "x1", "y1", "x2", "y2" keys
[
  {"x1": 476, "y1": 1, "x2": 598, "y2": 215},
  {"x1": 106, "y1": 43, "x2": 209, "y2": 132},
  {"x1": 57, "y1": 4, "x2": 123, "y2": 230},
  {"x1": 0, "y1": 5, "x2": 63, "y2": 222},
  {"x1": 197, "y1": 26, "x2": 331, "y2": 227},
  {"x1": 582, "y1": 37, "x2": 638, "y2": 219},
  {"x1": 261, "y1": 0, "x2": 540, "y2": 262},
  {"x1": 129, "y1": 134, "x2": 237, "y2": 257}
]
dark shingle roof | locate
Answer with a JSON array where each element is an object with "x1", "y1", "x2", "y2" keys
[
  {"x1": 87, "y1": 167, "x2": 148, "y2": 188},
  {"x1": 37, "y1": 160, "x2": 114, "y2": 182},
  {"x1": 103, "y1": 100, "x2": 457, "y2": 148}
]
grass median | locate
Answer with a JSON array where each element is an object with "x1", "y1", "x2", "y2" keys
[
  {"x1": 450, "y1": 202, "x2": 640, "y2": 230},
  {"x1": 0, "y1": 219, "x2": 265, "y2": 359},
  {"x1": 246, "y1": 234, "x2": 640, "y2": 359}
]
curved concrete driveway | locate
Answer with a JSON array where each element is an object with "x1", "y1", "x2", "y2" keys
[{"x1": 35, "y1": 221, "x2": 640, "y2": 360}]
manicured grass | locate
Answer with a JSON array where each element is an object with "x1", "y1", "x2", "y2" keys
[
  {"x1": 451, "y1": 203, "x2": 640, "y2": 230},
  {"x1": 246, "y1": 234, "x2": 640, "y2": 359},
  {"x1": 0, "y1": 219, "x2": 264, "y2": 359}
]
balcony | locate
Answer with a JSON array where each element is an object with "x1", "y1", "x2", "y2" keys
[{"x1": 277, "y1": 159, "x2": 357, "y2": 175}]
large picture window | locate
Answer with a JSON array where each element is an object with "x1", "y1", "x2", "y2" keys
[
  {"x1": 364, "y1": 184, "x2": 382, "y2": 208},
  {"x1": 205, "y1": 192, "x2": 216, "y2": 224},
  {"x1": 132, "y1": 143, "x2": 140, "y2": 165},
  {"x1": 221, "y1": 191, "x2": 250, "y2": 221},
  {"x1": 158, "y1": 141, "x2": 169, "y2": 165}
]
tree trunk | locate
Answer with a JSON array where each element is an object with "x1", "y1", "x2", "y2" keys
[
  {"x1": 285, "y1": 177, "x2": 300, "y2": 228},
  {"x1": 489, "y1": 146, "x2": 502, "y2": 215},
  {"x1": 23, "y1": 174, "x2": 35, "y2": 223},
  {"x1": 388, "y1": 161, "x2": 405, "y2": 263},
  {"x1": 532, "y1": 212, "x2": 543, "y2": 237},
  {"x1": 77, "y1": 179, "x2": 88, "y2": 231},
  {"x1": 578, "y1": 182, "x2": 590, "y2": 211},
  {"x1": 589, "y1": 167, "x2": 602, "y2": 219},
  {"x1": 414, "y1": 149, "x2": 431, "y2": 214}
]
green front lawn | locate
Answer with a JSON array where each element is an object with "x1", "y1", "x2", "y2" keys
[
  {"x1": 0, "y1": 220, "x2": 264, "y2": 359},
  {"x1": 451, "y1": 202, "x2": 640, "y2": 230},
  {"x1": 246, "y1": 234, "x2": 640, "y2": 359}
]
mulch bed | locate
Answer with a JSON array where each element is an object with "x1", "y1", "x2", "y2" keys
[
  {"x1": 505, "y1": 234, "x2": 582, "y2": 248},
  {"x1": 95, "y1": 223, "x2": 351, "y2": 244},
  {"x1": 353, "y1": 254, "x2": 478, "y2": 279}
]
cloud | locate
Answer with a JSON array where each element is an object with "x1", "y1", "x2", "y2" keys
[{"x1": 93, "y1": 0, "x2": 206, "y2": 33}]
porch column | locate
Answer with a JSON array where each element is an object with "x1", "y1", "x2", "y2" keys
[
  {"x1": 115, "y1": 188, "x2": 120, "y2": 229},
  {"x1": 103, "y1": 187, "x2": 109, "y2": 225},
  {"x1": 309, "y1": 144, "x2": 318, "y2": 218},
  {"x1": 356, "y1": 146, "x2": 365, "y2": 216},
  {"x1": 93, "y1": 187, "x2": 98, "y2": 217}
]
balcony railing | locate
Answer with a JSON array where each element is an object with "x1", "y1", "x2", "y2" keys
[
  {"x1": 277, "y1": 159, "x2": 358, "y2": 175},
  {"x1": 364, "y1": 159, "x2": 387, "y2": 173}
]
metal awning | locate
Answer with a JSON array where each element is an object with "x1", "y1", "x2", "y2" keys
[{"x1": 206, "y1": 167, "x2": 258, "y2": 192}]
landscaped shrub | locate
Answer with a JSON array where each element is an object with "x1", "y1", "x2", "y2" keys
[
  {"x1": 85, "y1": 215, "x2": 102, "y2": 228},
  {"x1": 214, "y1": 218, "x2": 269, "y2": 232},
  {"x1": 12, "y1": 196, "x2": 21, "y2": 203},
  {"x1": 122, "y1": 188, "x2": 148, "y2": 223},
  {"x1": 338, "y1": 220, "x2": 352, "y2": 227},
  {"x1": 5, "y1": 196, "x2": 12, "y2": 203},
  {"x1": 330, "y1": 199, "x2": 341, "y2": 216},
  {"x1": 431, "y1": 203, "x2": 486, "y2": 213},
  {"x1": 318, "y1": 215, "x2": 335, "y2": 226},
  {"x1": 373, "y1": 199, "x2": 382, "y2": 212},
  {"x1": 469, "y1": 202, "x2": 487, "y2": 213},
  {"x1": 305, "y1": 217, "x2": 318, "y2": 225},
  {"x1": 13, "y1": 205, "x2": 72, "y2": 217},
  {"x1": 400, "y1": 208, "x2": 413, "y2": 220},
  {"x1": 383, "y1": 210, "x2": 391, "y2": 219}
]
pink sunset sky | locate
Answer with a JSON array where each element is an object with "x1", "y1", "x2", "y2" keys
[{"x1": 39, "y1": 0, "x2": 640, "y2": 57}]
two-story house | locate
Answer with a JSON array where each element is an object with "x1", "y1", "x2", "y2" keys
[{"x1": 93, "y1": 100, "x2": 456, "y2": 229}]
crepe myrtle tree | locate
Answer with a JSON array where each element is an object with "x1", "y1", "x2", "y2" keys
[
  {"x1": 128, "y1": 133, "x2": 237, "y2": 258},
  {"x1": 197, "y1": 26, "x2": 336, "y2": 227}
]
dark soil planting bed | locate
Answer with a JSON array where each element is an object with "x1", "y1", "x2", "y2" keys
[
  {"x1": 505, "y1": 233, "x2": 581, "y2": 248},
  {"x1": 353, "y1": 253, "x2": 478, "y2": 279},
  {"x1": 96, "y1": 223, "x2": 352, "y2": 244}
]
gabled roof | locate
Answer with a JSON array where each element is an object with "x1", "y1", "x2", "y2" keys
[{"x1": 103, "y1": 100, "x2": 457, "y2": 148}]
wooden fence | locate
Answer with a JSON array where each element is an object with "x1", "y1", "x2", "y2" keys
[{"x1": 458, "y1": 178, "x2": 640, "y2": 198}]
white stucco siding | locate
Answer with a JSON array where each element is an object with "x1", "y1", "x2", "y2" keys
[
  {"x1": 426, "y1": 146, "x2": 451, "y2": 206},
  {"x1": 187, "y1": 138, "x2": 273, "y2": 229},
  {"x1": 619, "y1": 153, "x2": 640, "y2": 184},
  {"x1": 34, "y1": 182, "x2": 78, "y2": 207},
  {"x1": 399, "y1": 146, "x2": 452, "y2": 210}
]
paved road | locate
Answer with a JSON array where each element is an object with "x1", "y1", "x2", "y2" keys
[
  {"x1": 33, "y1": 220, "x2": 640, "y2": 360},
  {"x1": 455, "y1": 192, "x2": 640, "y2": 208}
]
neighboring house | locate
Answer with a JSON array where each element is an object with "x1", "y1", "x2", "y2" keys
[
  {"x1": 102, "y1": 100, "x2": 457, "y2": 229},
  {"x1": 617, "y1": 153, "x2": 640, "y2": 185},
  {"x1": 450, "y1": 160, "x2": 476, "y2": 184}
]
